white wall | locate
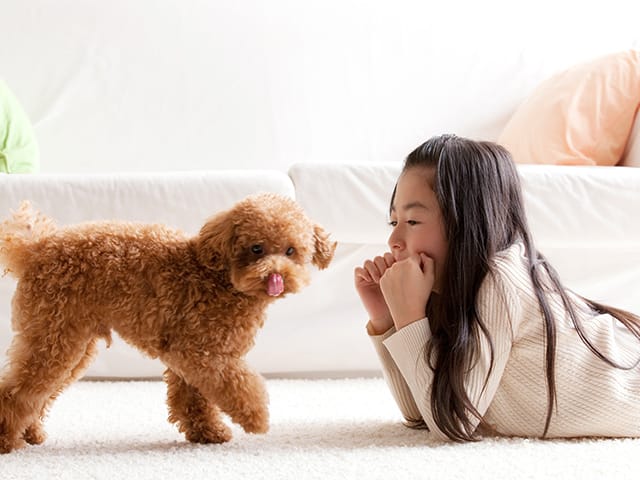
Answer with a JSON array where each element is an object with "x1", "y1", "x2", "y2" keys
[{"x1": 2, "y1": 0, "x2": 639, "y2": 173}]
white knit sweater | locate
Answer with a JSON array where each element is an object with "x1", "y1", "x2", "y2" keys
[{"x1": 369, "y1": 242, "x2": 640, "y2": 441}]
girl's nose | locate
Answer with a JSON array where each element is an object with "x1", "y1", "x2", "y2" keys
[{"x1": 388, "y1": 230, "x2": 403, "y2": 251}]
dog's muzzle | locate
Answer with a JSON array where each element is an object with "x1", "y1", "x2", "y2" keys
[{"x1": 267, "y1": 273, "x2": 284, "y2": 296}]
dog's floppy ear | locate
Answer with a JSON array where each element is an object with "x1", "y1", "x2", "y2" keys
[
  {"x1": 196, "y1": 210, "x2": 235, "y2": 270},
  {"x1": 312, "y1": 224, "x2": 337, "y2": 270}
]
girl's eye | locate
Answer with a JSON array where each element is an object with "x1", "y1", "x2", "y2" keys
[
  {"x1": 251, "y1": 245, "x2": 264, "y2": 255},
  {"x1": 388, "y1": 220, "x2": 418, "y2": 226},
  {"x1": 285, "y1": 247, "x2": 295, "y2": 256}
]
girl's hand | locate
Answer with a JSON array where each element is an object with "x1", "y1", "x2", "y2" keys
[
  {"x1": 379, "y1": 252, "x2": 435, "y2": 330},
  {"x1": 354, "y1": 252, "x2": 396, "y2": 334}
]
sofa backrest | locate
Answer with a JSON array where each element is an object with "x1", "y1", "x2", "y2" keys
[{"x1": 2, "y1": 1, "x2": 640, "y2": 173}]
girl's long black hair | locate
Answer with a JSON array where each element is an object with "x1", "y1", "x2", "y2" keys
[{"x1": 393, "y1": 134, "x2": 640, "y2": 441}]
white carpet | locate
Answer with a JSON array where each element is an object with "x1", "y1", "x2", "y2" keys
[{"x1": 1, "y1": 378, "x2": 637, "y2": 480}]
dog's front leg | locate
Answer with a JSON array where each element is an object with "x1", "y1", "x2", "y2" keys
[
  {"x1": 164, "y1": 368, "x2": 232, "y2": 444},
  {"x1": 211, "y1": 359, "x2": 270, "y2": 434},
  {"x1": 170, "y1": 358, "x2": 269, "y2": 435}
]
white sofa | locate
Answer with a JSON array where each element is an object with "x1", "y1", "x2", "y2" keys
[
  {"x1": 1, "y1": 1, "x2": 640, "y2": 379},
  {"x1": 3, "y1": 163, "x2": 640, "y2": 379}
]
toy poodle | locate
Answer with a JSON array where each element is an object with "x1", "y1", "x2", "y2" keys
[{"x1": 0, "y1": 193, "x2": 336, "y2": 453}]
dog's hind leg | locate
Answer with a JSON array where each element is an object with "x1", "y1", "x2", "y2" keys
[
  {"x1": 164, "y1": 368, "x2": 232, "y2": 444},
  {"x1": 22, "y1": 337, "x2": 100, "y2": 446},
  {"x1": 0, "y1": 329, "x2": 93, "y2": 454}
]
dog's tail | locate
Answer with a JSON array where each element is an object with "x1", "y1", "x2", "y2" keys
[{"x1": 0, "y1": 201, "x2": 57, "y2": 278}]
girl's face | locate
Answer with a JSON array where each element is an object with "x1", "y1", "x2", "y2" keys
[{"x1": 388, "y1": 167, "x2": 448, "y2": 291}]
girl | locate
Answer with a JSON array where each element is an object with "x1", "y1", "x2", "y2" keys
[{"x1": 354, "y1": 134, "x2": 640, "y2": 442}]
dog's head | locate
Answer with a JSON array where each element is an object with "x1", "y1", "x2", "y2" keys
[{"x1": 195, "y1": 193, "x2": 336, "y2": 299}]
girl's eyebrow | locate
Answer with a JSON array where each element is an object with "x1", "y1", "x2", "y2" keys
[{"x1": 390, "y1": 201, "x2": 428, "y2": 212}]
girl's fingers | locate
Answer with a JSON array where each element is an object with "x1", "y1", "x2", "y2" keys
[
  {"x1": 366, "y1": 256, "x2": 389, "y2": 282},
  {"x1": 373, "y1": 255, "x2": 388, "y2": 275},
  {"x1": 354, "y1": 266, "x2": 372, "y2": 283},
  {"x1": 363, "y1": 259, "x2": 382, "y2": 282},
  {"x1": 419, "y1": 253, "x2": 434, "y2": 274},
  {"x1": 358, "y1": 253, "x2": 395, "y2": 284}
]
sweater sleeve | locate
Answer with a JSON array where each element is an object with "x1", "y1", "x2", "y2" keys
[
  {"x1": 367, "y1": 322, "x2": 425, "y2": 428},
  {"x1": 382, "y1": 271, "x2": 520, "y2": 441}
]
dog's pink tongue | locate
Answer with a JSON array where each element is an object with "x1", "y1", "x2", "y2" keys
[{"x1": 267, "y1": 273, "x2": 284, "y2": 297}]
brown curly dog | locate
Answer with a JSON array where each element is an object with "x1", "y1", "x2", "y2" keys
[{"x1": 0, "y1": 193, "x2": 336, "y2": 453}]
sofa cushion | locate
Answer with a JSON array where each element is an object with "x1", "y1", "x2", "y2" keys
[
  {"x1": 290, "y1": 162, "x2": 640, "y2": 247},
  {"x1": 498, "y1": 50, "x2": 640, "y2": 166},
  {"x1": 0, "y1": 170, "x2": 294, "y2": 228}
]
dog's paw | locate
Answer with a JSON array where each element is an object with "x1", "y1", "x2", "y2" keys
[
  {"x1": 23, "y1": 423, "x2": 47, "y2": 445},
  {"x1": 185, "y1": 422, "x2": 233, "y2": 444},
  {"x1": 0, "y1": 432, "x2": 26, "y2": 454},
  {"x1": 238, "y1": 408, "x2": 269, "y2": 434}
]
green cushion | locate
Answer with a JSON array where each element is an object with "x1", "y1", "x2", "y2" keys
[{"x1": 0, "y1": 80, "x2": 39, "y2": 173}]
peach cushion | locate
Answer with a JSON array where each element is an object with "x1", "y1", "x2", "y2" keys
[{"x1": 498, "y1": 50, "x2": 640, "y2": 166}]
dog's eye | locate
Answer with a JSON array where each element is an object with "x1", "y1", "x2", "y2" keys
[
  {"x1": 285, "y1": 247, "x2": 295, "y2": 256},
  {"x1": 251, "y1": 245, "x2": 264, "y2": 255}
]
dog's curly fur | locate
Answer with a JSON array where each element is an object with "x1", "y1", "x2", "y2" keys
[{"x1": 0, "y1": 193, "x2": 336, "y2": 453}]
